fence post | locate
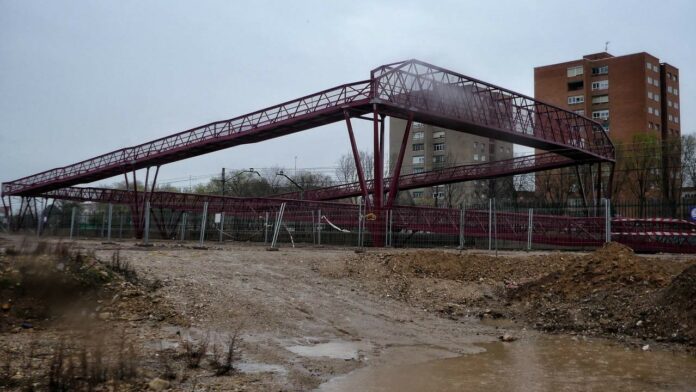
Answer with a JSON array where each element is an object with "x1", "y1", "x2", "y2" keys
[
  {"x1": 458, "y1": 205, "x2": 465, "y2": 249},
  {"x1": 269, "y1": 202, "x2": 286, "y2": 250},
  {"x1": 263, "y1": 212, "x2": 269, "y2": 245},
  {"x1": 527, "y1": 208, "x2": 533, "y2": 250},
  {"x1": 36, "y1": 205, "x2": 42, "y2": 237},
  {"x1": 493, "y1": 198, "x2": 498, "y2": 256},
  {"x1": 69, "y1": 207, "x2": 76, "y2": 240},
  {"x1": 317, "y1": 209, "x2": 322, "y2": 246},
  {"x1": 219, "y1": 212, "x2": 225, "y2": 243},
  {"x1": 488, "y1": 198, "x2": 492, "y2": 251},
  {"x1": 604, "y1": 198, "x2": 611, "y2": 243},
  {"x1": 180, "y1": 212, "x2": 187, "y2": 241},
  {"x1": 143, "y1": 201, "x2": 151, "y2": 245},
  {"x1": 199, "y1": 202, "x2": 208, "y2": 246},
  {"x1": 106, "y1": 203, "x2": 113, "y2": 242},
  {"x1": 119, "y1": 213, "x2": 124, "y2": 239},
  {"x1": 357, "y1": 202, "x2": 362, "y2": 248}
]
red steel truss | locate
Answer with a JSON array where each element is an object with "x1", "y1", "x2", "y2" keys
[
  {"x1": 276, "y1": 152, "x2": 590, "y2": 201},
  {"x1": 2, "y1": 59, "x2": 614, "y2": 200}
]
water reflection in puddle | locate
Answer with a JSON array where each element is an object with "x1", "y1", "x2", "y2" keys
[
  {"x1": 287, "y1": 341, "x2": 372, "y2": 360},
  {"x1": 319, "y1": 335, "x2": 696, "y2": 392}
]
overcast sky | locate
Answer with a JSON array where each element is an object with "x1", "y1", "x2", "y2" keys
[{"x1": 1, "y1": 0, "x2": 694, "y2": 189}]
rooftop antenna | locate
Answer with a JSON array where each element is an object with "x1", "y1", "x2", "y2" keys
[{"x1": 605, "y1": 41, "x2": 610, "y2": 52}]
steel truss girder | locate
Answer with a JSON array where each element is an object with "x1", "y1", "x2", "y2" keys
[
  {"x1": 4, "y1": 60, "x2": 613, "y2": 197},
  {"x1": 278, "y1": 152, "x2": 597, "y2": 201}
]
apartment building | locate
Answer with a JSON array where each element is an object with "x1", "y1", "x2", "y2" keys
[
  {"x1": 534, "y1": 52, "x2": 681, "y2": 200},
  {"x1": 535, "y1": 51, "x2": 680, "y2": 144},
  {"x1": 389, "y1": 118, "x2": 514, "y2": 206}
]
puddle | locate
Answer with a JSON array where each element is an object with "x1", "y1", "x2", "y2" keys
[
  {"x1": 318, "y1": 335, "x2": 696, "y2": 391},
  {"x1": 287, "y1": 340, "x2": 372, "y2": 360},
  {"x1": 237, "y1": 362, "x2": 287, "y2": 375}
]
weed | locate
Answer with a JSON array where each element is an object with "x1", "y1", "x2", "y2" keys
[
  {"x1": 212, "y1": 330, "x2": 241, "y2": 376},
  {"x1": 108, "y1": 250, "x2": 137, "y2": 283},
  {"x1": 180, "y1": 333, "x2": 209, "y2": 369}
]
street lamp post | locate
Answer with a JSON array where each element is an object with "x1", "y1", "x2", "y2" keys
[{"x1": 276, "y1": 170, "x2": 304, "y2": 200}]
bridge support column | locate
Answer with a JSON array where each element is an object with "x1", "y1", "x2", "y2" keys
[
  {"x1": 386, "y1": 114, "x2": 413, "y2": 209},
  {"x1": 343, "y1": 110, "x2": 369, "y2": 204}
]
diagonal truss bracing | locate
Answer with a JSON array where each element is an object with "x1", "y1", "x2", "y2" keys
[{"x1": 3, "y1": 59, "x2": 613, "y2": 199}]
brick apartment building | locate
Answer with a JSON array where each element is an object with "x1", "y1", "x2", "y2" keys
[
  {"x1": 534, "y1": 51, "x2": 681, "y2": 200},
  {"x1": 389, "y1": 118, "x2": 513, "y2": 206}
]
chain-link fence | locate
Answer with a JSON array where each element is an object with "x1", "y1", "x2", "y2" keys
[{"x1": 4, "y1": 198, "x2": 695, "y2": 253}]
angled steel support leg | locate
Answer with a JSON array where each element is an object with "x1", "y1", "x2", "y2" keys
[
  {"x1": 343, "y1": 110, "x2": 370, "y2": 205},
  {"x1": 386, "y1": 114, "x2": 413, "y2": 208}
]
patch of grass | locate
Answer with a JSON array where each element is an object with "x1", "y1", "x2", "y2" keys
[{"x1": 211, "y1": 330, "x2": 241, "y2": 376}]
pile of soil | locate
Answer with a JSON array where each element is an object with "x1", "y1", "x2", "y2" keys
[
  {"x1": 510, "y1": 242, "x2": 696, "y2": 345},
  {"x1": 329, "y1": 244, "x2": 696, "y2": 347}
]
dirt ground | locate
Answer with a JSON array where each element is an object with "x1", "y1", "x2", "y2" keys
[{"x1": 1, "y1": 235, "x2": 695, "y2": 391}]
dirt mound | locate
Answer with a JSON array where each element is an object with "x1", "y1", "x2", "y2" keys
[
  {"x1": 362, "y1": 250, "x2": 578, "y2": 284},
  {"x1": 513, "y1": 242, "x2": 675, "y2": 302},
  {"x1": 510, "y1": 243, "x2": 696, "y2": 344}
]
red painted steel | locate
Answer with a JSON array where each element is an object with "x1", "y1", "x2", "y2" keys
[
  {"x1": 277, "y1": 152, "x2": 592, "y2": 201},
  {"x1": 37, "y1": 186, "x2": 695, "y2": 253},
  {"x1": 3, "y1": 59, "x2": 613, "y2": 197}
]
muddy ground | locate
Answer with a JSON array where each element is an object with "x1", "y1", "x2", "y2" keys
[{"x1": 1, "y1": 235, "x2": 695, "y2": 391}]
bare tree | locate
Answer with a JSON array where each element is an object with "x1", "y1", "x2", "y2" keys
[
  {"x1": 682, "y1": 134, "x2": 696, "y2": 189},
  {"x1": 335, "y1": 151, "x2": 374, "y2": 183},
  {"x1": 622, "y1": 134, "x2": 662, "y2": 216}
]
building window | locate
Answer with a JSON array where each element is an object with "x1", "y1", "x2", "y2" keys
[
  {"x1": 648, "y1": 92, "x2": 653, "y2": 100},
  {"x1": 412, "y1": 143, "x2": 424, "y2": 151},
  {"x1": 647, "y1": 76, "x2": 653, "y2": 84},
  {"x1": 481, "y1": 154, "x2": 486, "y2": 161},
  {"x1": 669, "y1": 114, "x2": 674, "y2": 122},
  {"x1": 413, "y1": 131, "x2": 424, "y2": 140},
  {"x1": 653, "y1": 79, "x2": 659, "y2": 87},
  {"x1": 674, "y1": 88, "x2": 679, "y2": 96},
  {"x1": 412, "y1": 167, "x2": 425, "y2": 174},
  {"x1": 412, "y1": 155, "x2": 424, "y2": 164},
  {"x1": 433, "y1": 142, "x2": 445, "y2": 151},
  {"x1": 567, "y1": 65, "x2": 583, "y2": 77},
  {"x1": 592, "y1": 110, "x2": 609, "y2": 120},
  {"x1": 654, "y1": 94, "x2": 659, "y2": 102},
  {"x1": 648, "y1": 122, "x2": 653, "y2": 129},
  {"x1": 568, "y1": 95, "x2": 584, "y2": 105},
  {"x1": 574, "y1": 109, "x2": 585, "y2": 115},
  {"x1": 412, "y1": 191, "x2": 423, "y2": 198},
  {"x1": 592, "y1": 95, "x2": 609, "y2": 104},
  {"x1": 646, "y1": 62, "x2": 652, "y2": 70},
  {"x1": 413, "y1": 122, "x2": 424, "y2": 129},
  {"x1": 675, "y1": 102, "x2": 679, "y2": 109},
  {"x1": 432, "y1": 155, "x2": 446, "y2": 163},
  {"x1": 433, "y1": 130, "x2": 445, "y2": 139},
  {"x1": 591, "y1": 65, "x2": 608, "y2": 75},
  {"x1": 653, "y1": 64, "x2": 659, "y2": 72},
  {"x1": 668, "y1": 100, "x2": 672, "y2": 107},
  {"x1": 675, "y1": 116, "x2": 679, "y2": 124},
  {"x1": 667, "y1": 86, "x2": 673, "y2": 93},
  {"x1": 591, "y1": 80, "x2": 609, "y2": 90},
  {"x1": 648, "y1": 107, "x2": 653, "y2": 115},
  {"x1": 655, "y1": 108, "x2": 660, "y2": 116},
  {"x1": 568, "y1": 80, "x2": 584, "y2": 91},
  {"x1": 474, "y1": 154, "x2": 479, "y2": 161}
]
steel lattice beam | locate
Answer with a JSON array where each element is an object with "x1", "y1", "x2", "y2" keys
[{"x1": 3, "y1": 59, "x2": 613, "y2": 197}]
